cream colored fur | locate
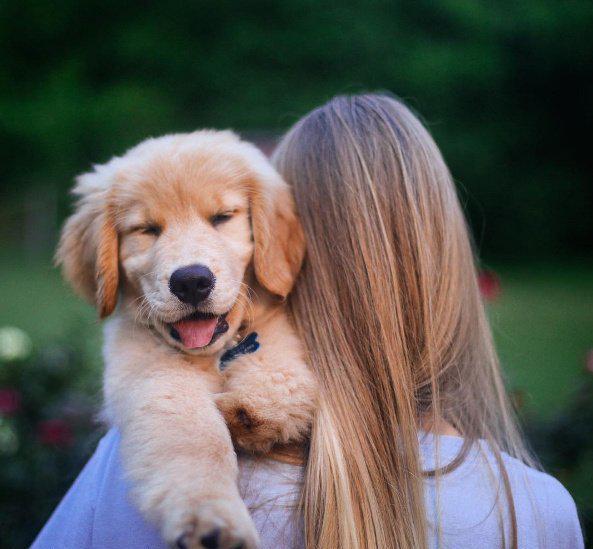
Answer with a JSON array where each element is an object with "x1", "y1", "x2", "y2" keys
[{"x1": 56, "y1": 131, "x2": 317, "y2": 549}]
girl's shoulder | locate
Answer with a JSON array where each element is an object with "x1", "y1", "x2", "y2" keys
[
  {"x1": 421, "y1": 433, "x2": 583, "y2": 549},
  {"x1": 502, "y1": 450, "x2": 582, "y2": 547}
]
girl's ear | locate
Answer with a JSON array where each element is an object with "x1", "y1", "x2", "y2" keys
[
  {"x1": 56, "y1": 169, "x2": 119, "y2": 318},
  {"x1": 250, "y1": 167, "x2": 305, "y2": 298}
]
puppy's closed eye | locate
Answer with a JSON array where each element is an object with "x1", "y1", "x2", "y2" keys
[
  {"x1": 210, "y1": 211, "x2": 234, "y2": 227},
  {"x1": 132, "y1": 224, "x2": 162, "y2": 237}
]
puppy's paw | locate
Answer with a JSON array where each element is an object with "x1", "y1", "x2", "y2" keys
[
  {"x1": 216, "y1": 392, "x2": 307, "y2": 453},
  {"x1": 166, "y1": 497, "x2": 259, "y2": 549}
]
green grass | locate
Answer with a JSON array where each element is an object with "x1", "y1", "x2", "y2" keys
[
  {"x1": 0, "y1": 251, "x2": 101, "y2": 366},
  {"x1": 1, "y1": 252, "x2": 592, "y2": 420},
  {"x1": 488, "y1": 262, "x2": 593, "y2": 419}
]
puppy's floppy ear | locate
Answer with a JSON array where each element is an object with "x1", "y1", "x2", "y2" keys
[
  {"x1": 249, "y1": 163, "x2": 305, "y2": 298},
  {"x1": 56, "y1": 168, "x2": 119, "y2": 318}
]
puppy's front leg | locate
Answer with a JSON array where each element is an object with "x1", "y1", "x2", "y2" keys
[
  {"x1": 216, "y1": 308, "x2": 318, "y2": 453},
  {"x1": 103, "y1": 318, "x2": 259, "y2": 549}
]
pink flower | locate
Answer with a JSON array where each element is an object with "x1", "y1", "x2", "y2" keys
[
  {"x1": 37, "y1": 419, "x2": 74, "y2": 447},
  {"x1": 0, "y1": 388, "x2": 21, "y2": 415},
  {"x1": 585, "y1": 349, "x2": 593, "y2": 375},
  {"x1": 478, "y1": 270, "x2": 501, "y2": 301}
]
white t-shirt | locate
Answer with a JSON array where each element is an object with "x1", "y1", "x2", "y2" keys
[{"x1": 33, "y1": 429, "x2": 583, "y2": 548}]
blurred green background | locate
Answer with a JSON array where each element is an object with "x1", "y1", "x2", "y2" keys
[{"x1": 1, "y1": 1, "x2": 592, "y2": 547}]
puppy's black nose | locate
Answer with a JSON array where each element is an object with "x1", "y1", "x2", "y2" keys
[{"x1": 169, "y1": 264, "x2": 215, "y2": 305}]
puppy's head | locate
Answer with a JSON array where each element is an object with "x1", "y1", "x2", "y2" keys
[{"x1": 56, "y1": 131, "x2": 304, "y2": 354}]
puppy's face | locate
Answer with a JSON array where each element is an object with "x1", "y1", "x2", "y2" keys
[{"x1": 57, "y1": 131, "x2": 304, "y2": 354}]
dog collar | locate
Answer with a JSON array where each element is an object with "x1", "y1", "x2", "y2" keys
[{"x1": 219, "y1": 332, "x2": 259, "y2": 371}]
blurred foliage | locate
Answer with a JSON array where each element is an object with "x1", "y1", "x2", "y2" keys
[
  {"x1": 0, "y1": 326, "x2": 102, "y2": 548},
  {"x1": 1, "y1": 0, "x2": 592, "y2": 257}
]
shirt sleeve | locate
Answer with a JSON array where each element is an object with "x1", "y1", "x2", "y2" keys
[
  {"x1": 541, "y1": 474, "x2": 585, "y2": 549},
  {"x1": 31, "y1": 432, "x2": 106, "y2": 549},
  {"x1": 31, "y1": 429, "x2": 165, "y2": 549}
]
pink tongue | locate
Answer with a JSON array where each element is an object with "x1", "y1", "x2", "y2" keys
[{"x1": 173, "y1": 317, "x2": 218, "y2": 349}]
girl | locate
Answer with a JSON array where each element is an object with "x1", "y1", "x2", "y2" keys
[{"x1": 33, "y1": 94, "x2": 582, "y2": 548}]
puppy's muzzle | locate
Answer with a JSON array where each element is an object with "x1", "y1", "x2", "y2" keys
[{"x1": 169, "y1": 264, "x2": 215, "y2": 306}]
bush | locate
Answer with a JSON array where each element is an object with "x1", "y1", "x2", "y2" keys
[{"x1": 0, "y1": 326, "x2": 103, "y2": 548}]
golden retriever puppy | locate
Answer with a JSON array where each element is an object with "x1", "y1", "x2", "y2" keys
[{"x1": 56, "y1": 131, "x2": 317, "y2": 549}]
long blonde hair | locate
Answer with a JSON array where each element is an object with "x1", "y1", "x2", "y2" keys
[{"x1": 272, "y1": 94, "x2": 535, "y2": 549}]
